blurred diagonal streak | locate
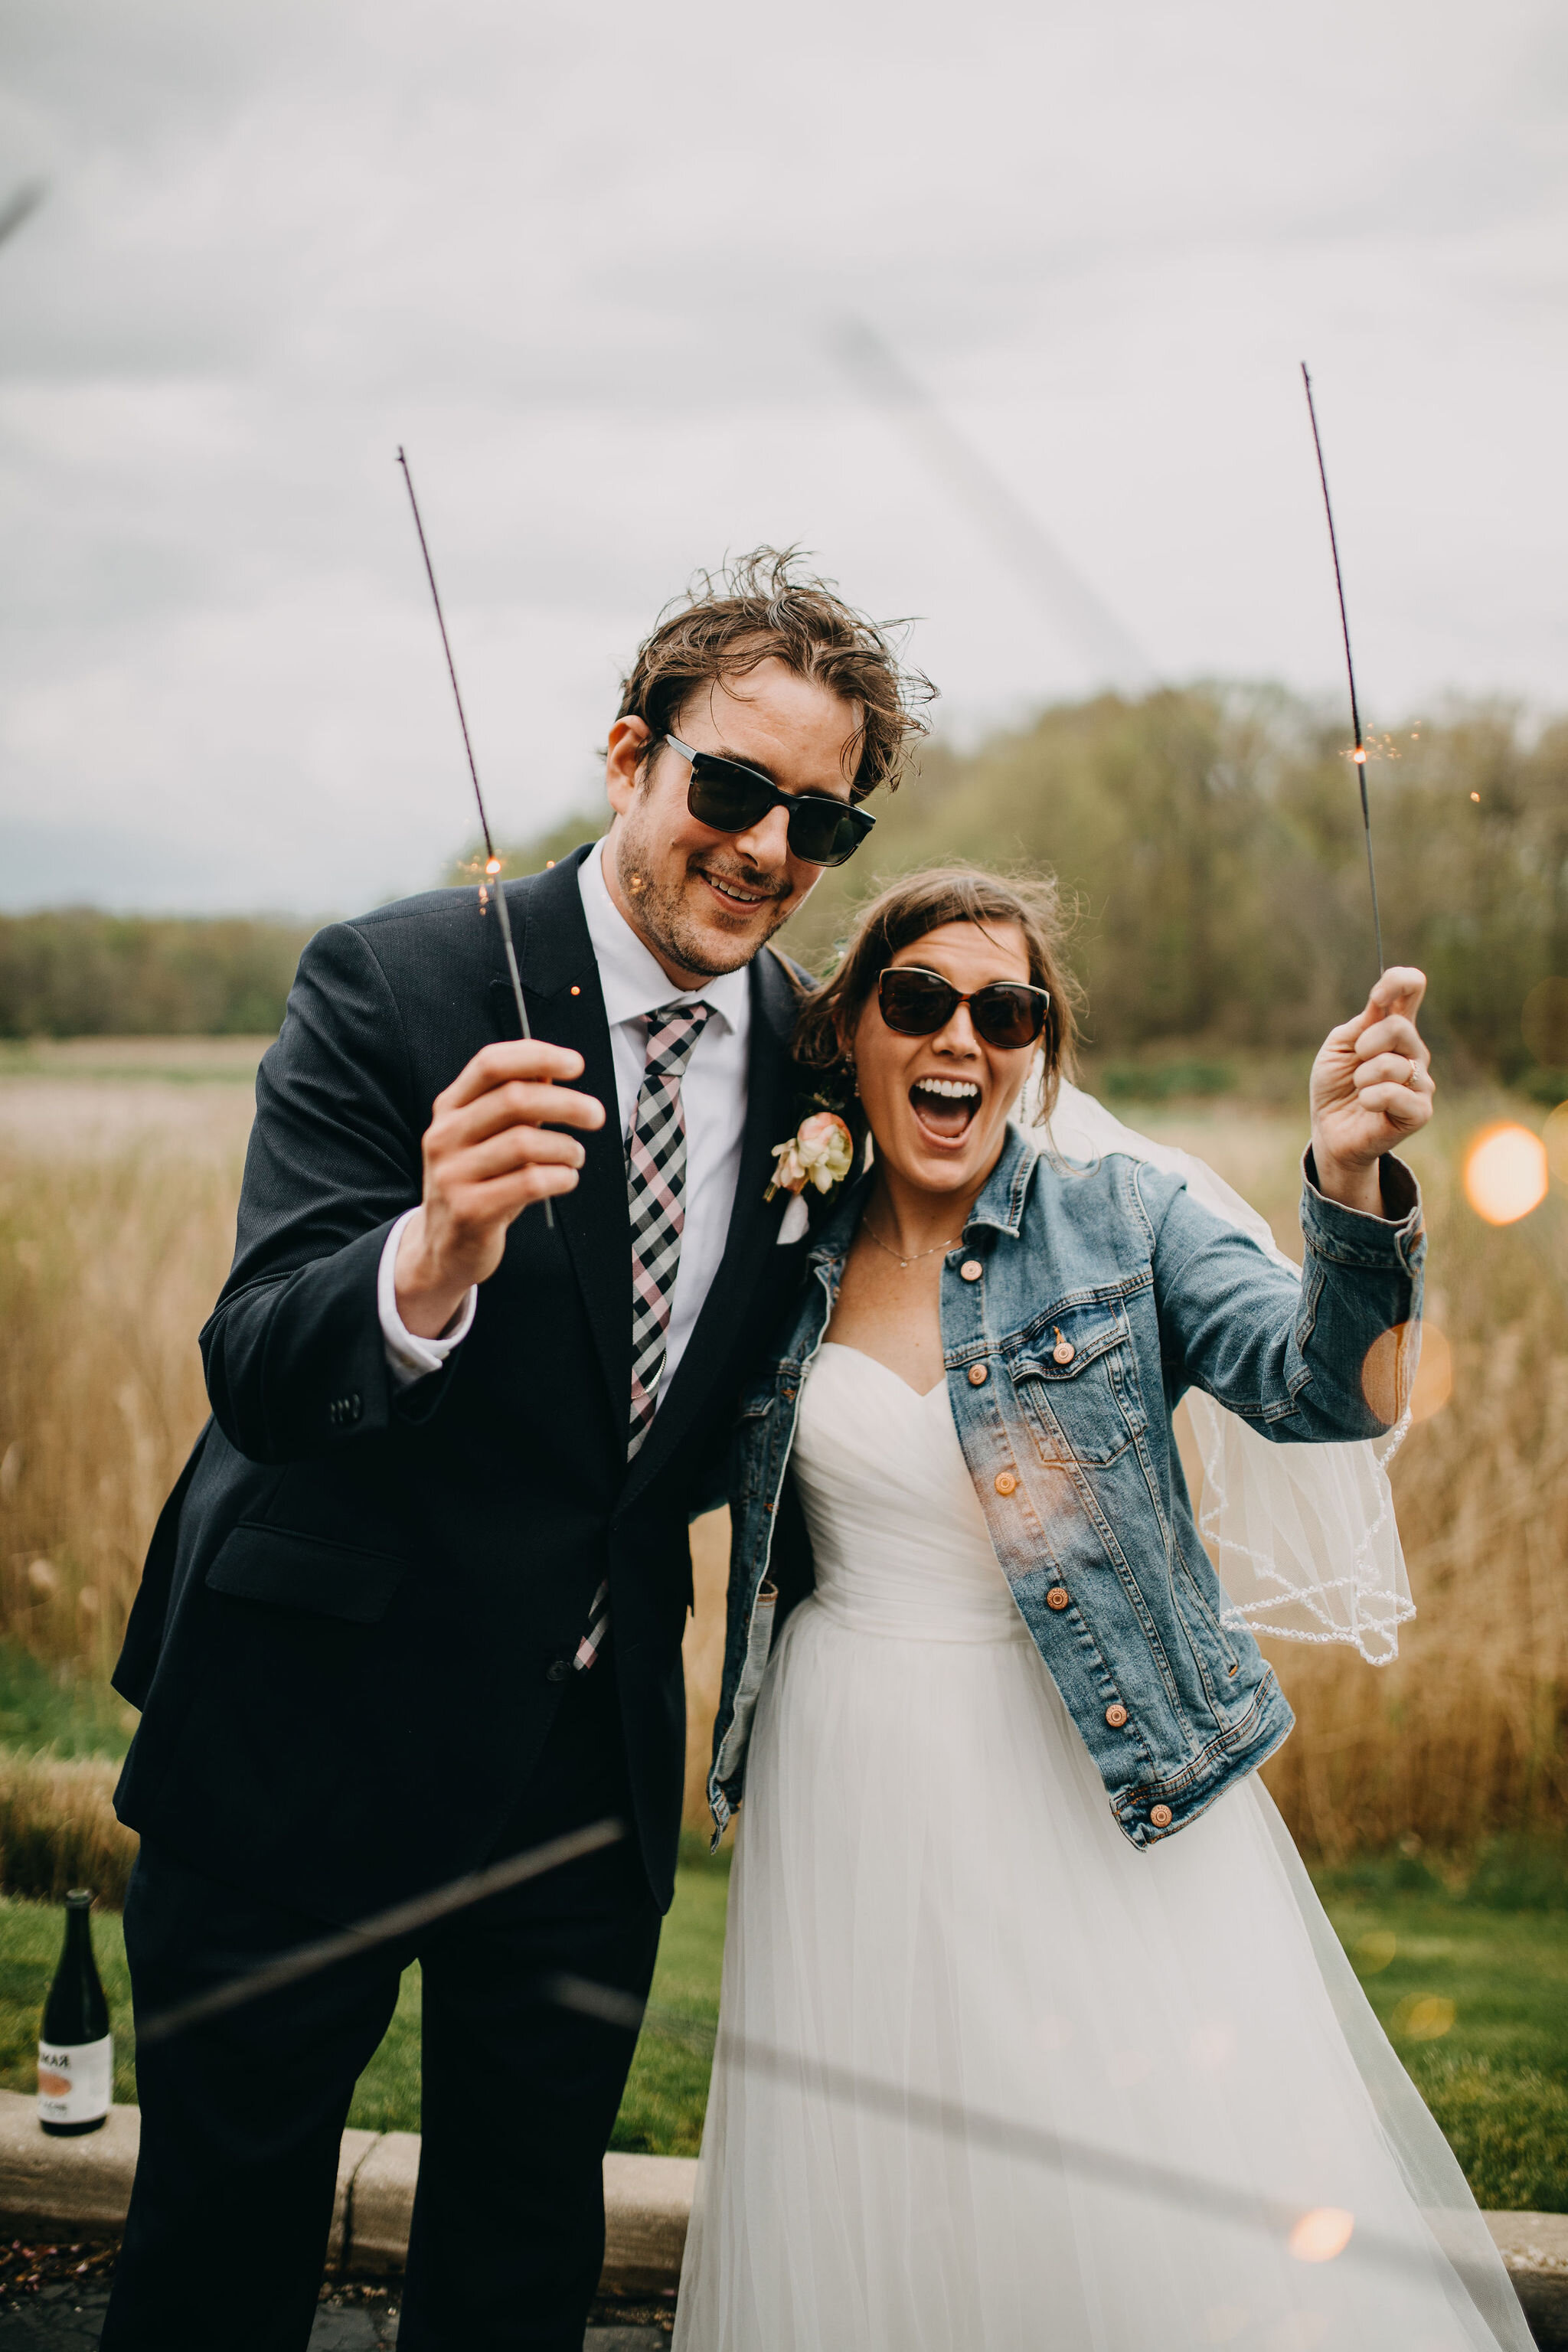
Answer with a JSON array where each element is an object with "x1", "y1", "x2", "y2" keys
[
  {"x1": 547, "y1": 1973, "x2": 1498, "y2": 2296},
  {"x1": 832, "y1": 316, "x2": 1156, "y2": 696},
  {"x1": 0, "y1": 181, "x2": 46, "y2": 253},
  {"x1": 136, "y1": 1817, "x2": 626, "y2": 2045}
]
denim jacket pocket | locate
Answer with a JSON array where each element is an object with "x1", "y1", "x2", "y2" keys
[
  {"x1": 732, "y1": 1380, "x2": 779, "y2": 1501},
  {"x1": 1008, "y1": 1299, "x2": 1147, "y2": 1468}
]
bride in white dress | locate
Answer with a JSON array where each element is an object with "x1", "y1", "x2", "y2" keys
[{"x1": 674, "y1": 870, "x2": 1531, "y2": 2352}]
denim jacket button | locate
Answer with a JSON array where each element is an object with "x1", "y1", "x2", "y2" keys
[
  {"x1": 960, "y1": 1259, "x2": 983, "y2": 1282},
  {"x1": 1105, "y1": 1702, "x2": 1129, "y2": 1727},
  {"x1": 1046, "y1": 1586, "x2": 1070, "y2": 1611},
  {"x1": 1053, "y1": 1339, "x2": 1076, "y2": 1366},
  {"x1": 968, "y1": 1364, "x2": 988, "y2": 1387},
  {"x1": 994, "y1": 1471, "x2": 1018, "y2": 1495},
  {"x1": 1149, "y1": 1803, "x2": 1174, "y2": 1828}
]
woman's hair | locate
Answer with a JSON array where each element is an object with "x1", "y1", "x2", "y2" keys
[{"x1": 794, "y1": 866, "x2": 1080, "y2": 1120}]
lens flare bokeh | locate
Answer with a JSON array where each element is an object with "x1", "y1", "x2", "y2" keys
[
  {"x1": 1543, "y1": 1101, "x2": 1568, "y2": 1187},
  {"x1": 1288, "y1": 2207, "x2": 1355, "y2": 2263},
  {"x1": 1461, "y1": 1123, "x2": 1548, "y2": 1225},
  {"x1": 1360, "y1": 1322, "x2": 1451, "y2": 1426}
]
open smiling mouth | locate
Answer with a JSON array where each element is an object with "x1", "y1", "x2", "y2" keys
[{"x1": 910, "y1": 1077, "x2": 981, "y2": 1142}]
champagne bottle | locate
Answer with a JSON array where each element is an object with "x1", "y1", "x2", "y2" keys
[{"x1": 38, "y1": 1890, "x2": 112, "y2": 2136}]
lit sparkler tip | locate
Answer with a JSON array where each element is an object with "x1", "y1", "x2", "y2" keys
[
  {"x1": 485, "y1": 857, "x2": 501, "y2": 875},
  {"x1": 1352, "y1": 748, "x2": 1367, "y2": 764}
]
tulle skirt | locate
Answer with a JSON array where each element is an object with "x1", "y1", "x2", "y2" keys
[{"x1": 673, "y1": 1595, "x2": 1530, "y2": 2352}]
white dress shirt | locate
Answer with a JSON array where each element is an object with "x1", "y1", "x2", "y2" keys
[{"x1": 379, "y1": 838, "x2": 752, "y2": 1402}]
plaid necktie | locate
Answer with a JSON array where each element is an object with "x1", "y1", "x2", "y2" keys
[{"x1": 574, "y1": 999, "x2": 712, "y2": 1673}]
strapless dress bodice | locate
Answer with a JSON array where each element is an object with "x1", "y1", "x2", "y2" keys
[{"x1": 789, "y1": 1342, "x2": 1027, "y2": 1644}]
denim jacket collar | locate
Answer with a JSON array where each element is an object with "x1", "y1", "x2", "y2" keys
[{"x1": 806, "y1": 1121, "x2": 1041, "y2": 1270}]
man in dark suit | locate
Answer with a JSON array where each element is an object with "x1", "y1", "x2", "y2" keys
[{"x1": 102, "y1": 553, "x2": 929, "y2": 2350}]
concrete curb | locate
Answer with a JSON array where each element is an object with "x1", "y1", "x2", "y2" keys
[
  {"x1": 0, "y1": 2092, "x2": 694, "y2": 2293},
  {"x1": 0, "y1": 2090, "x2": 1559, "y2": 2331}
]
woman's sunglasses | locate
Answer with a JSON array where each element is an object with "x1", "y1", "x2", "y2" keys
[
  {"x1": 667, "y1": 735, "x2": 876, "y2": 870},
  {"x1": 877, "y1": 965, "x2": 1052, "y2": 1050}
]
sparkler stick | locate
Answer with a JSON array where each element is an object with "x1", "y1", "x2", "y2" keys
[
  {"x1": 1300, "y1": 366, "x2": 1385, "y2": 976},
  {"x1": 131, "y1": 1877, "x2": 1498, "y2": 2298},
  {"x1": 833, "y1": 318, "x2": 1156, "y2": 695},
  {"x1": 136, "y1": 1817, "x2": 625, "y2": 2044},
  {"x1": 0, "y1": 180, "x2": 45, "y2": 253},
  {"x1": 545, "y1": 1975, "x2": 1492, "y2": 2295},
  {"x1": 396, "y1": 446, "x2": 554, "y2": 1227}
]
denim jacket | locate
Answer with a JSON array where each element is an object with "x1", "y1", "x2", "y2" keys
[{"x1": 709, "y1": 1122, "x2": 1424, "y2": 1851}]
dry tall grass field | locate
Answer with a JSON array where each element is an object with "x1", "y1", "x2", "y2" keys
[{"x1": 2, "y1": 1040, "x2": 1563, "y2": 1864}]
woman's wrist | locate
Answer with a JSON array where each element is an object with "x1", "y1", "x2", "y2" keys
[{"x1": 1308, "y1": 1142, "x2": 1386, "y2": 1219}]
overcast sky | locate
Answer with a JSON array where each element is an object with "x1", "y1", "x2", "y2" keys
[{"x1": 2, "y1": 0, "x2": 1563, "y2": 914}]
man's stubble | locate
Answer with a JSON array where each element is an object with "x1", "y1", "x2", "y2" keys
[{"x1": 611, "y1": 818, "x2": 793, "y2": 982}]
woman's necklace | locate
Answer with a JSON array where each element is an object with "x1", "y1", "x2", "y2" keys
[{"x1": 861, "y1": 1215, "x2": 966, "y2": 1272}]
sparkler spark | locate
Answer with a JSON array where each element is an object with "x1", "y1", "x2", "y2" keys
[
  {"x1": 396, "y1": 447, "x2": 553, "y2": 1228},
  {"x1": 1301, "y1": 365, "x2": 1384, "y2": 977}
]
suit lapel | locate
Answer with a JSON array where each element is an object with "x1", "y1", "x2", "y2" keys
[
  {"x1": 621, "y1": 942, "x2": 801, "y2": 1503},
  {"x1": 488, "y1": 854, "x2": 631, "y2": 1449}
]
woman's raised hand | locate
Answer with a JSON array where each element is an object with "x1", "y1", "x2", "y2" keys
[{"x1": 1308, "y1": 967, "x2": 1434, "y2": 1214}]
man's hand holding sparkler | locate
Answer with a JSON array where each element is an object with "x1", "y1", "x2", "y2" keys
[
  {"x1": 1308, "y1": 965, "x2": 1434, "y2": 1218},
  {"x1": 394, "y1": 1040, "x2": 606, "y2": 1339}
]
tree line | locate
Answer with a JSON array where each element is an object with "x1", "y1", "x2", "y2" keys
[
  {"x1": 779, "y1": 687, "x2": 1568, "y2": 1092},
  {"x1": 0, "y1": 911, "x2": 317, "y2": 1039},
  {"x1": 5, "y1": 689, "x2": 1564, "y2": 1089}
]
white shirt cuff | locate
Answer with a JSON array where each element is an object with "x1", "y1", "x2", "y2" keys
[{"x1": 377, "y1": 1209, "x2": 478, "y2": 1390}]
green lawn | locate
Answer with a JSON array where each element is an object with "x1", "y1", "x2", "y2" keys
[
  {"x1": 0, "y1": 1642, "x2": 135, "y2": 1762},
  {"x1": 0, "y1": 1843, "x2": 1562, "y2": 2208},
  {"x1": 0, "y1": 1837, "x2": 730, "y2": 2149},
  {"x1": 1316, "y1": 1852, "x2": 1568, "y2": 2213}
]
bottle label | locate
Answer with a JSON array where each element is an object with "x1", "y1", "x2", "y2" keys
[{"x1": 38, "y1": 2036, "x2": 112, "y2": 2125}]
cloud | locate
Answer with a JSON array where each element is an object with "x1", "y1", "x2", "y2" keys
[{"x1": 2, "y1": 0, "x2": 1564, "y2": 910}]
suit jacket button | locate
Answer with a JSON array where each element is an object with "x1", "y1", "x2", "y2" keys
[
  {"x1": 1046, "y1": 1586, "x2": 1070, "y2": 1611},
  {"x1": 544, "y1": 1657, "x2": 571, "y2": 1684},
  {"x1": 1149, "y1": 1803, "x2": 1173, "y2": 1829},
  {"x1": 967, "y1": 1364, "x2": 988, "y2": 1387},
  {"x1": 1105, "y1": 1702, "x2": 1129, "y2": 1727}
]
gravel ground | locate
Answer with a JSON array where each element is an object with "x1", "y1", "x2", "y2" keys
[
  {"x1": 0, "y1": 2245, "x2": 674, "y2": 2347},
  {"x1": 1, "y1": 2241, "x2": 1556, "y2": 2349}
]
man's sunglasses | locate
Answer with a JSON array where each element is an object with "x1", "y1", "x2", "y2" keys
[
  {"x1": 667, "y1": 735, "x2": 875, "y2": 870},
  {"x1": 877, "y1": 965, "x2": 1052, "y2": 1051}
]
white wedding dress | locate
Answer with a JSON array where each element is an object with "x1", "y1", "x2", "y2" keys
[{"x1": 673, "y1": 1343, "x2": 1530, "y2": 2352}]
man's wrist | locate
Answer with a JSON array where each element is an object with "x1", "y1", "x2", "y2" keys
[
  {"x1": 379, "y1": 1211, "x2": 477, "y2": 1389},
  {"x1": 394, "y1": 1211, "x2": 473, "y2": 1340}
]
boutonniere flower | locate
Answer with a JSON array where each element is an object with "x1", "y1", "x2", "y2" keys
[{"x1": 766, "y1": 1109, "x2": 854, "y2": 1204}]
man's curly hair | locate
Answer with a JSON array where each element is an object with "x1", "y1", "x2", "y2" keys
[{"x1": 616, "y1": 547, "x2": 935, "y2": 801}]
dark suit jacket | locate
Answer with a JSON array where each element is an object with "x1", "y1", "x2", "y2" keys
[{"x1": 113, "y1": 849, "x2": 809, "y2": 1922}]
